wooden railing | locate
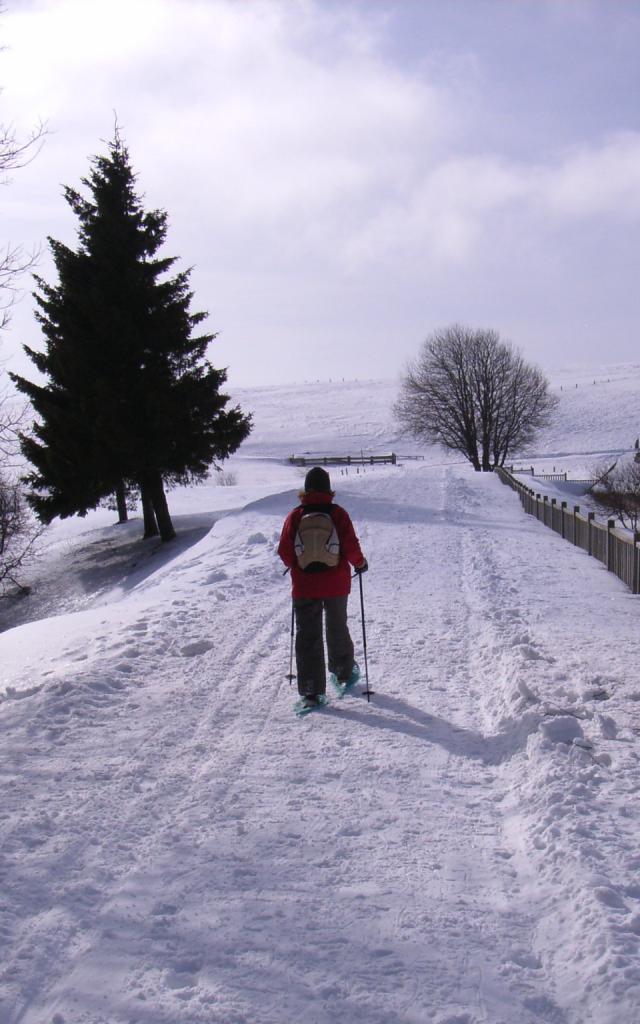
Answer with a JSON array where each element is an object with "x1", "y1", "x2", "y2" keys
[
  {"x1": 510, "y1": 466, "x2": 596, "y2": 484},
  {"x1": 496, "y1": 466, "x2": 640, "y2": 596},
  {"x1": 289, "y1": 453, "x2": 398, "y2": 466}
]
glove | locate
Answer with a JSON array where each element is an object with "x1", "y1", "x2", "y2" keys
[{"x1": 354, "y1": 558, "x2": 368, "y2": 575}]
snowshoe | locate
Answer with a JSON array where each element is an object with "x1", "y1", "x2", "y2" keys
[
  {"x1": 329, "y1": 663, "x2": 361, "y2": 699},
  {"x1": 294, "y1": 694, "x2": 329, "y2": 717}
]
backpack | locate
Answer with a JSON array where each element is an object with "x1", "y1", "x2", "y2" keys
[{"x1": 294, "y1": 511, "x2": 340, "y2": 572}]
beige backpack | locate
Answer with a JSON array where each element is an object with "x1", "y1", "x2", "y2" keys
[{"x1": 294, "y1": 512, "x2": 340, "y2": 571}]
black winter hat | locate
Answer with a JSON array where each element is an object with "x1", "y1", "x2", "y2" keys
[{"x1": 304, "y1": 466, "x2": 332, "y2": 493}]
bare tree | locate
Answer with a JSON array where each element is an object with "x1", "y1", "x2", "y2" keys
[
  {"x1": 395, "y1": 324, "x2": 557, "y2": 471},
  {"x1": 590, "y1": 458, "x2": 640, "y2": 532},
  {"x1": 0, "y1": 471, "x2": 41, "y2": 595},
  {"x1": 1, "y1": 118, "x2": 46, "y2": 329},
  {"x1": 0, "y1": 384, "x2": 24, "y2": 461},
  {"x1": 0, "y1": 381, "x2": 41, "y2": 597},
  {"x1": 490, "y1": 350, "x2": 557, "y2": 469},
  {"x1": 1, "y1": 44, "x2": 47, "y2": 594}
]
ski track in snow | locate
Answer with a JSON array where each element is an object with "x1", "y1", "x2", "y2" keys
[{"x1": 1, "y1": 461, "x2": 640, "y2": 1023}]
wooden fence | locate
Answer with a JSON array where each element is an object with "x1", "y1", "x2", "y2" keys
[
  {"x1": 289, "y1": 453, "x2": 398, "y2": 467},
  {"x1": 496, "y1": 466, "x2": 640, "y2": 596},
  {"x1": 510, "y1": 466, "x2": 596, "y2": 484}
]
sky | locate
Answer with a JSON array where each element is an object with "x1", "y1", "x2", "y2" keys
[{"x1": 1, "y1": 0, "x2": 640, "y2": 387}]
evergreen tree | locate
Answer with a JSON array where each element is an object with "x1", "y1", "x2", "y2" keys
[{"x1": 11, "y1": 131, "x2": 252, "y2": 541}]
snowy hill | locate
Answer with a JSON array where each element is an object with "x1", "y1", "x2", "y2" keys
[
  {"x1": 2, "y1": 365, "x2": 640, "y2": 1023},
  {"x1": 230, "y1": 363, "x2": 640, "y2": 464},
  {"x1": 530, "y1": 363, "x2": 640, "y2": 474},
  {"x1": 231, "y1": 377, "x2": 403, "y2": 458}
]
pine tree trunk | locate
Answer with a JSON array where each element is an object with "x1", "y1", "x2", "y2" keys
[
  {"x1": 115, "y1": 480, "x2": 128, "y2": 523},
  {"x1": 140, "y1": 482, "x2": 159, "y2": 539},
  {"x1": 148, "y1": 472, "x2": 176, "y2": 543}
]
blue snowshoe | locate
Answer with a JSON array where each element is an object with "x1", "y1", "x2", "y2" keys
[
  {"x1": 329, "y1": 663, "x2": 361, "y2": 699},
  {"x1": 294, "y1": 694, "x2": 330, "y2": 717}
]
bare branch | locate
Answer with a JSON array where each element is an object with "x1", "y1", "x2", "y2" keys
[
  {"x1": 0, "y1": 110, "x2": 48, "y2": 327},
  {"x1": 0, "y1": 382, "x2": 29, "y2": 464},
  {"x1": 0, "y1": 471, "x2": 43, "y2": 596},
  {"x1": 0, "y1": 117, "x2": 47, "y2": 179},
  {"x1": 0, "y1": 240, "x2": 42, "y2": 328},
  {"x1": 591, "y1": 458, "x2": 640, "y2": 531}
]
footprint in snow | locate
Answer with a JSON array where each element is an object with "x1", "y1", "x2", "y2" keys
[
  {"x1": 180, "y1": 640, "x2": 214, "y2": 657},
  {"x1": 540, "y1": 716, "x2": 584, "y2": 745},
  {"x1": 598, "y1": 714, "x2": 618, "y2": 738},
  {"x1": 206, "y1": 569, "x2": 228, "y2": 584},
  {"x1": 152, "y1": 902, "x2": 178, "y2": 916},
  {"x1": 508, "y1": 948, "x2": 542, "y2": 969},
  {"x1": 584, "y1": 685, "x2": 610, "y2": 702}
]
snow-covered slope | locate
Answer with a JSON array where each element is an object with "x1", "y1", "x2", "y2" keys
[
  {"x1": 231, "y1": 377, "x2": 402, "y2": 457},
  {"x1": 229, "y1": 363, "x2": 640, "y2": 467},
  {"x1": 531, "y1": 363, "x2": 640, "y2": 473},
  {"x1": 2, "y1": 366, "x2": 640, "y2": 1024}
]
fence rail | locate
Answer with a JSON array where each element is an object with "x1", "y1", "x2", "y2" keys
[
  {"x1": 510, "y1": 466, "x2": 596, "y2": 484},
  {"x1": 496, "y1": 466, "x2": 640, "y2": 596},
  {"x1": 289, "y1": 452, "x2": 398, "y2": 466}
]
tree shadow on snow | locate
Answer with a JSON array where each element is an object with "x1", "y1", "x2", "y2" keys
[{"x1": 0, "y1": 511, "x2": 221, "y2": 634}]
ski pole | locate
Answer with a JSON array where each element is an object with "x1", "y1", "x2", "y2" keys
[
  {"x1": 358, "y1": 572, "x2": 373, "y2": 701},
  {"x1": 287, "y1": 601, "x2": 296, "y2": 685}
]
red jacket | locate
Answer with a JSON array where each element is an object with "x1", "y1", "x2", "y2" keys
[{"x1": 278, "y1": 491, "x2": 365, "y2": 599}]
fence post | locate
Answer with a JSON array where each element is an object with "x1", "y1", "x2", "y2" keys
[
  {"x1": 551, "y1": 498, "x2": 557, "y2": 531},
  {"x1": 543, "y1": 495, "x2": 549, "y2": 527},
  {"x1": 634, "y1": 532, "x2": 640, "y2": 595},
  {"x1": 561, "y1": 501, "x2": 567, "y2": 539},
  {"x1": 587, "y1": 511, "x2": 595, "y2": 556},
  {"x1": 573, "y1": 507, "x2": 580, "y2": 546},
  {"x1": 607, "y1": 519, "x2": 615, "y2": 572}
]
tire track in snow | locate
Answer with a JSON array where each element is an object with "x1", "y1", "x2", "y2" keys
[
  {"x1": 0, "y1": 537, "x2": 295, "y2": 1022},
  {"x1": 459, "y1": 473, "x2": 640, "y2": 1022},
  {"x1": 0, "y1": 465, "x2": 613, "y2": 1023},
  {"x1": 321, "y1": 465, "x2": 571, "y2": 1023},
  {"x1": 102, "y1": 464, "x2": 571, "y2": 1024}
]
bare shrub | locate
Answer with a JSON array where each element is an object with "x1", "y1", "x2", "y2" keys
[
  {"x1": 214, "y1": 469, "x2": 237, "y2": 486},
  {"x1": 591, "y1": 458, "x2": 640, "y2": 532},
  {"x1": 0, "y1": 473, "x2": 41, "y2": 596}
]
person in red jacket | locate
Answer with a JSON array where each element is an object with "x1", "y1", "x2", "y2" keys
[{"x1": 278, "y1": 466, "x2": 368, "y2": 708}]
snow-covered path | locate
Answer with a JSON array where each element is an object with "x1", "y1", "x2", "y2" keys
[{"x1": 2, "y1": 464, "x2": 640, "y2": 1023}]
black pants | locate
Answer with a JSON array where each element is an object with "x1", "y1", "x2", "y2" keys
[{"x1": 294, "y1": 595, "x2": 355, "y2": 697}]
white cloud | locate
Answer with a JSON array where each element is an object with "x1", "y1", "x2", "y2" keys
[
  {"x1": 344, "y1": 134, "x2": 640, "y2": 269},
  {"x1": 2, "y1": 0, "x2": 640, "y2": 383},
  {"x1": 541, "y1": 133, "x2": 640, "y2": 218},
  {"x1": 2, "y1": 0, "x2": 452, "y2": 255}
]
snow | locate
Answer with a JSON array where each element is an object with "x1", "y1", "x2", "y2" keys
[{"x1": 2, "y1": 366, "x2": 640, "y2": 1023}]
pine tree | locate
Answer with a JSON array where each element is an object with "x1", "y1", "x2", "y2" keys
[{"x1": 12, "y1": 131, "x2": 252, "y2": 541}]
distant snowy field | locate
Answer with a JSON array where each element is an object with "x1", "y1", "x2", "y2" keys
[{"x1": 1, "y1": 364, "x2": 640, "y2": 1024}]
